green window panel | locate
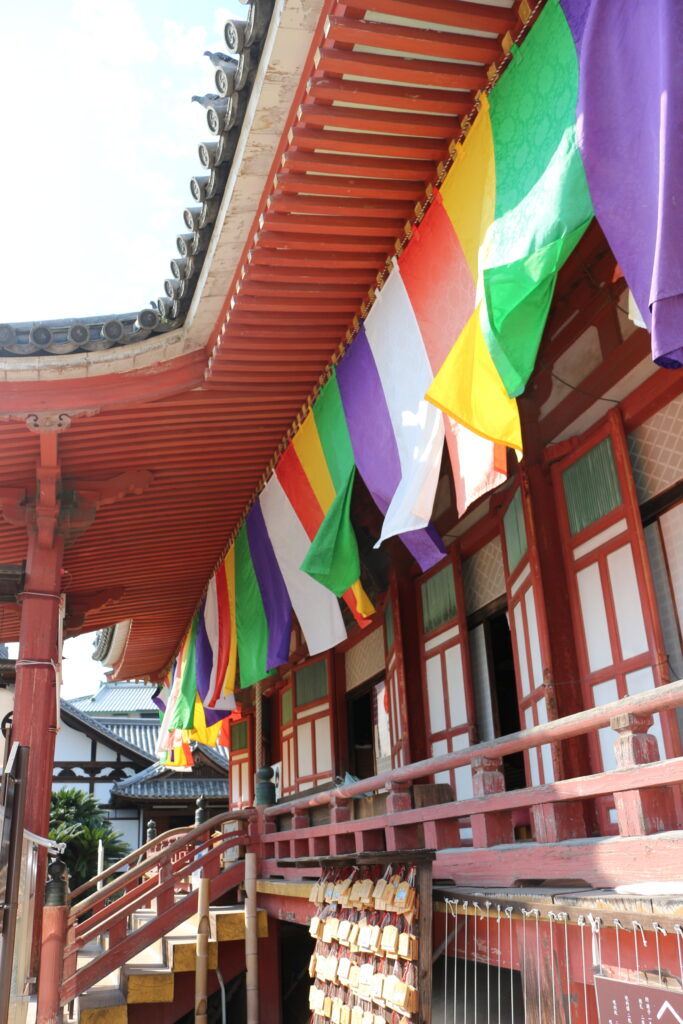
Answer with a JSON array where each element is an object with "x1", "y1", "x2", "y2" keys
[
  {"x1": 421, "y1": 564, "x2": 457, "y2": 635},
  {"x1": 281, "y1": 687, "x2": 293, "y2": 726},
  {"x1": 384, "y1": 599, "x2": 394, "y2": 652},
  {"x1": 231, "y1": 720, "x2": 248, "y2": 751},
  {"x1": 503, "y1": 488, "x2": 528, "y2": 573},
  {"x1": 295, "y1": 659, "x2": 329, "y2": 707},
  {"x1": 562, "y1": 437, "x2": 622, "y2": 536}
]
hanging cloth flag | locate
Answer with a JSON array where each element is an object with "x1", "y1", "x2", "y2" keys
[
  {"x1": 560, "y1": 0, "x2": 683, "y2": 369},
  {"x1": 363, "y1": 262, "x2": 445, "y2": 543},
  {"x1": 336, "y1": 326, "x2": 445, "y2": 571},
  {"x1": 167, "y1": 616, "x2": 199, "y2": 730},
  {"x1": 428, "y1": 0, "x2": 593, "y2": 442},
  {"x1": 181, "y1": 694, "x2": 224, "y2": 748},
  {"x1": 274, "y1": 377, "x2": 374, "y2": 626},
  {"x1": 398, "y1": 191, "x2": 507, "y2": 516},
  {"x1": 195, "y1": 594, "x2": 234, "y2": 725},
  {"x1": 234, "y1": 516, "x2": 288, "y2": 689},
  {"x1": 204, "y1": 549, "x2": 237, "y2": 711},
  {"x1": 426, "y1": 95, "x2": 522, "y2": 450},
  {"x1": 481, "y1": 0, "x2": 593, "y2": 397},
  {"x1": 260, "y1": 474, "x2": 347, "y2": 656}
]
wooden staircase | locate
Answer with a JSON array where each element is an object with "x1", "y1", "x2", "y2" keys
[
  {"x1": 76, "y1": 904, "x2": 267, "y2": 1023},
  {"x1": 56, "y1": 811, "x2": 255, "y2": 1019}
]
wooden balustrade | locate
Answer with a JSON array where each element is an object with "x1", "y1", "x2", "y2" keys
[{"x1": 261, "y1": 681, "x2": 683, "y2": 883}]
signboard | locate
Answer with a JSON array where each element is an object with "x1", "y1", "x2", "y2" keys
[{"x1": 596, "y1": 976, "x2": 683, "y2": 1024}]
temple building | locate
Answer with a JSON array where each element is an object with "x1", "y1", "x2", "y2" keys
[{"x1": 1, "y1": 0, "x2": 682, "y2": 1022}]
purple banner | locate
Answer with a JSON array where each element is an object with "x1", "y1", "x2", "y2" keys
[
  {"x1": 246, "y1": 500, "x2": 292, "y2": 671},
  {"x1": 562, "y1": 0, "x2": 683, "y2": 367},
  {"x1": 336, "y1": 325, "x2": 445, "y2": 571}
]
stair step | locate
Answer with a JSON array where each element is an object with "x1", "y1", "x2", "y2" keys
[
  {"x1": 123, "y1": 949, "x2": 175, "y2": 1004},
  {"x1": 74, "y1": 903, "x2": 267, "y2": 1013}
]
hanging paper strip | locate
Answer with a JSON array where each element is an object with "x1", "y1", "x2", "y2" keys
[
  {"x1": 560, "y1": 0, "x2": 683, "y2": 369},
  {"x1": 260, "y1": 474, "x2": 347, "y2": 657},
  {"x1": 398, "y1": 192, "x2": 507, "y2": 516},
  {"x1": 363, "y1": 262, "x2": 445, "y2": 543},
  {"x1": 274, "y1": 374, "x2": 374, "y2": 626},
  {"x1": 336, "y1": 326, "x2": 445, "y2": 572},
  {"x1": 428, "y1": 0, "x2": 593, "y2": 442}
]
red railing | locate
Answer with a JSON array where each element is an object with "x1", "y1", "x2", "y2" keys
[
  {"x1": 60, "y1": 809, "x2": 254, "y2": 1005},
  {"x1": 261, "y1": 680, "x2": 683, "y2": 887}
]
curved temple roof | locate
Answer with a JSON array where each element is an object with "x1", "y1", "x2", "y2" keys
[{"x1": 0, "y1": 0, "x2": 520, "y2": 680}]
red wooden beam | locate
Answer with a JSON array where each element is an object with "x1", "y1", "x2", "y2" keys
[
  {"x1": 315, "y1": 47, "x2": 484, "y2": 91},
  {"x1": 254, "y1": 229, "x2": 394, "y2": 252},
  {"x1": 299, "y1": 101, "x2": 457, "y2": 139},
  {"x1": 246, "y1": 265, "x2": 372, "y2": 284},
  {"x1": 273, "y1": 172, "x2": 425, "y2": 201},
  {"x1": 260, "y1": 212, "x2": 403, "y2": 237},
  {"x1": 325, "y1": 15, "x2": 501, "y2": 63},
  {"x1": 266, "y1": 192, "x2": 414, "y2": 218},
  {"x1": 288, "y1": 124, "x2": 447, "y2": 160},
  {"x1": 282, "y1": 150, "x2": 437, "y2": 181},
  {"x1": 248, "y1": 250, "x2": 385, "y2": 269},
  {"x1": 308, "y1": 76, "x2": 472, "y2": 117},
  {"x1": 348, "y1": 0, "x2": 516, "y2": 35}
]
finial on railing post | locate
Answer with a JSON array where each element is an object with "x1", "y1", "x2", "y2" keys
[
  {"x1": 44, "y1": 855, "x2": 69, "y2": 908},
  {"x1": 37, "y1": 855, "x2": 70, "y2": 1023},
  {"x1": 254, "y1": 764, "x2": 275, "y2": 807},
  {"x1": 195, "y1": 795, "x2": 207, "y2": 826},
  {"x1": 146, "y1": 818, "x2": 157, "y2": 842}
]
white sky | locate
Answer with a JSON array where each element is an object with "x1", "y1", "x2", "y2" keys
[
  {"x1": 0, "y1": 0, "x2": 241, "y2": 322},
  {"x1": 2, "y1": 1, "x2": 241, "y2": 697}
]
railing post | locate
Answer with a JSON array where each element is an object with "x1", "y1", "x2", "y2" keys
[
  {"x1": 329, "y1": 796, "x2": 354, "y2": 855},
  {"x1": 611, "y1": 712, "x2": 678, "y2": 836},
  {"x1": 195, "y1": 873, "x2": 210, "y2": 1024},
  {"x1": 146, "y1": 818, "x2": 157, "y2": 843},
  {"x1": 245, "y1": 850, "x2": 259, "y2": 1024},
  {"x1": 37, "y1": 857, "x2": 69, "y2": 1024},
  {"x1": 471, "y1": 756, "x2": 514, "y2": 847},
  {"x1": 385, "y1": 782, "x2": 420, "y2": 850}
]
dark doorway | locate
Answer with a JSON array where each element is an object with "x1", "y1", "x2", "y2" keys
[
  {"x1": 347, "y1": 687, "x2": 375, "y2": 779},
  {"x1": 488, "y1": 611, "x2": 525, "y2": 790}
]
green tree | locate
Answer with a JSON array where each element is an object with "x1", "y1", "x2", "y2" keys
[{"x1": 49, "y1": 788, "x2": 130, "y2": 893}]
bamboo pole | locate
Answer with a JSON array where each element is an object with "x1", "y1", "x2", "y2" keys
[
  {"x1": 245, "y1": 851, "x2": 259, "y2": 1024},
  {"x1": 195, "y1": 876, "x2": 210, "y2": 1024}
]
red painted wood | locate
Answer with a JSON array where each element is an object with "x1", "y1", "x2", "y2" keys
[
  {"x1": 325, "y1": 16, "x2": 500, "y2": 63},
  {"x1": 611, "y1": 712, "x2": 678, "y2": 836},
  {"x1": 348, "y1": 0, "x2": 515, "y2": 34},
  {"x1": 471, "y1": 755, "x2": 514, "y2": 847}
]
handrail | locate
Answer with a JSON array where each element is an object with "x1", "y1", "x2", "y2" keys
[
  {"x1": 265, "y1": 679, "x2": 683, "y2": 817},
  {"x1": 67, "y1": 829, "x2": 250, "y2": 955},
  {"x1": 69, "y1": 809, "x2": 251, "y2": 918},
  {"x1": 69, "y1": 824, "x2": 192, "y2": 901}
]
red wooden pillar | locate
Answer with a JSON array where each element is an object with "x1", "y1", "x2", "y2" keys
[
  {"x1": 12, "y1": 435, "x2": 65, "y2": 973},
  {"x1": 519, "y1": 398, "x2": 592, "y2": 781},
  {"x1": 258, "y1": 917, "x2": 282, "y2": 1024}
]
